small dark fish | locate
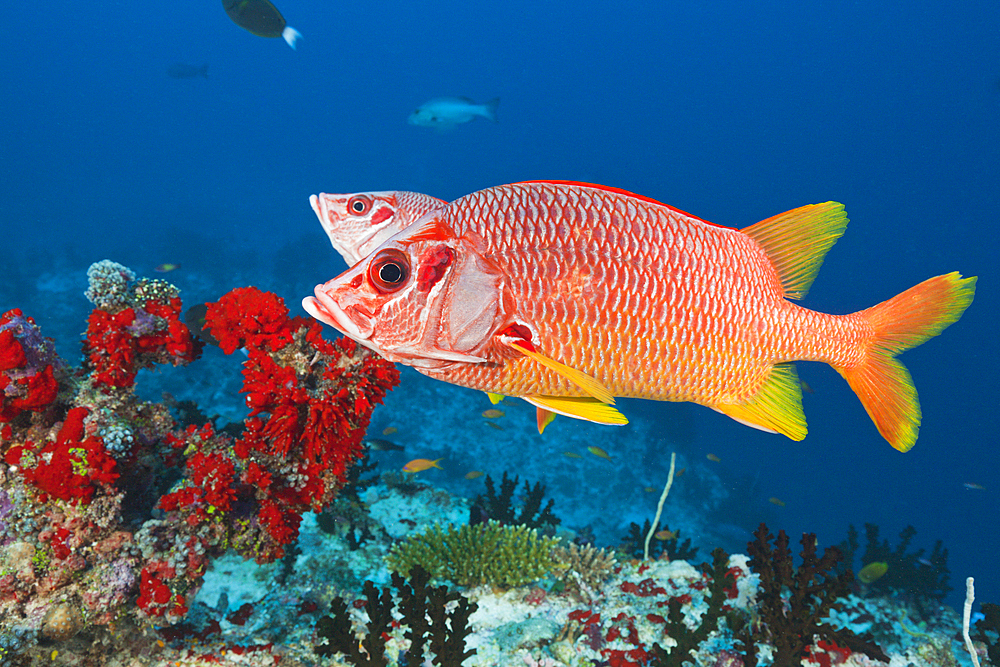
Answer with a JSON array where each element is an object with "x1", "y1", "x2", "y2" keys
[
  {"x1": 364, "y1": 438, "x2": 404, "y2": 452},
  {"x1": 184, "y1": 304, "x2": 220, "y2": 347},
  {"x1": 222, "y1": 0, "x2": 301, "y2": 49},
  {"x1": 483, "y1": 421, "x2": 503, "y2": 431},
  {"x1": 964, "y1": 482, "x2": 986, "y2": 490},
  {"x1": 168, "y1": 64, "x2": 208, "y2": 79}
]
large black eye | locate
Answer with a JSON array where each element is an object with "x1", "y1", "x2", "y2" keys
[
  {"x1": 368, "y1": 248, "x2": 410, "y2": 293},
  {"x1": 348, "y1": 196, "x2": 371, "y2": 215}
]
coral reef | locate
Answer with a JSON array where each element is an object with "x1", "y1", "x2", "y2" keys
[
  {"x1": 551, "y1": 542, "x2": 617, "y2": 602},
  {"x1": 0, "y1": 263, "x2": 399, "y2": 659},
  {"x1": 856, "y1": 523, "x2": 951, "y2": 608},
  {"x1": 972, "y1": 602, "x2": 1000, "y2": 665},
  {"x1": 315, "y1": 565, "x2": 477, "y2": 667},
  {"x1": 736, "y1": 523, "x2": 888, "y2": 667},
  {"x1": 469, "y1": 471, "x2": 560, "y2": 531},
  {"x1": 385, "y1": 520, "x2": 559, "y2": 589},
  {"x1": 619, "y1": 519, "x2": 699, "y2": 562},
  {"x1": 648, "y1": 547, "x2": 737, "y2": 667}
]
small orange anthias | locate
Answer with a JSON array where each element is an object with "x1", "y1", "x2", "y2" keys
[{"x1": 303, "y1": 181, "x2": 976, "y2": 451}]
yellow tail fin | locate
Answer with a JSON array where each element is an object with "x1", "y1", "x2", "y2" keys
[{"x1": 835, "y1": 272, "x2": 976, "y2": 452}]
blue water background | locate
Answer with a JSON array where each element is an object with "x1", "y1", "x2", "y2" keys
[{"x1": 2, "y1": 1, "x2": 997, "y2": 612}]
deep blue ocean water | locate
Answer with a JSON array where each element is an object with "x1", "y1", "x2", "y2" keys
[{"x1": 2, "y1": 0, "x2": 997, "y2": 616}]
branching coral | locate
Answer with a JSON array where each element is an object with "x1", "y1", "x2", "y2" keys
[
  {"x1": 385, "y1": 520, "x2": 559, "y2": 589},
  {"x1": 315, "y1": 566, "x2": 477, "y2": 667},
  {"x1": 552, "y1": 542, "x2": 617, "y2": 601},
  {"x1": 858, "y1": 523, "x2": 951, "y2": 607},
  {"x1": 738, "y1": 523, "x2": 888, "y2": 667},
  {"x1": 470, "y1": 471, "x2": 560, "y2": 531},
  {"x1": 647, "y1": 547, "x2": 737, "y2": 667}
]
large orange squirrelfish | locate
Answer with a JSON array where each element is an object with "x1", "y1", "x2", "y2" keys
[{"x1": 303, "y1": 181, "x2": 976, "y2": 451}]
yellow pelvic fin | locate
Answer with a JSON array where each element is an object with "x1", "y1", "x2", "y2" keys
[
  {"x1": 523, "y1": 395, "x2": 629, "y2": 427},
  {"x1": 503, "y1": 339, "x2": 615, "y2": 404},
  {"x1": 536, "y1": 407, "x2": 557, "y2": 434},
  {"x1": 486, "y1": 392, "x2": 505, "y2": 404},
  {"x1": 741, "y1": 202, "x2": 848, "y2": 300},
  {"x1": 712, "y1": 363, "x2": 807, "y2": 441}
]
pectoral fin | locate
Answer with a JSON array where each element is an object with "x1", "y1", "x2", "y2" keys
[
  {"x1": 486, "y1": 392, "x2": 505, "y2": 404},
  {"x1": 523, "y1": 396, "x2": 628, "y2": 427},
  {"x1": 502, "y1": 339, "x2": 615, "y2": 405}
]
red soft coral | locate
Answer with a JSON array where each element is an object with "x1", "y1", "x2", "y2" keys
[
  {"x1": 11, "y1": 407, "x2": 119, "y2": 504},
  {"x1": 203, "y1": 287, "x2": 298, "y2": 355},
  {"x1": 0, "y1": 329, "x2": 27, "y2": 371}
]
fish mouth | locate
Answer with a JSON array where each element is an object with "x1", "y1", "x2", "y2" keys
[
  {"x1": 309, "y1": 194, "x2": 322, "y2": 222},
  {"x1": 302, "y1": 287, "x2": 376, "y2": 348}
]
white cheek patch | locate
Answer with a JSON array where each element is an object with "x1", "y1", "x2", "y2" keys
[{"x1": 444, "y1": 254, "x2": 504, "y2": 351}]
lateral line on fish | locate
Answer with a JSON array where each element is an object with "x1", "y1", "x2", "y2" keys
[{"x1": 502, "y1": 338, "x2": 615, "y2": 405}]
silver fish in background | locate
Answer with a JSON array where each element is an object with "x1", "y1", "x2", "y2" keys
[{"x1": 408, "y1": 97, "x2": 499, "y2": 130}]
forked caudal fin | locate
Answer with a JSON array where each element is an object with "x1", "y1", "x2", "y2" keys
[{"x1": 836, "y1": 272, "x2": 977, "y2": 452}]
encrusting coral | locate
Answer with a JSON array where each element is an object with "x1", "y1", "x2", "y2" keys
[
  {"x1": 385, "y1": 520, "x2": 559, "y2": 589},
  {"x1": 0, "y1": 262, "x2": 399, "y2": 658}
]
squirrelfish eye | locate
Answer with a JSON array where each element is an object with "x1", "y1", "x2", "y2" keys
[
  {"x1": 348, "y1": 196, "x2": 371, "y2": 215},
  {"x1": 368, "y1": 248, "x2": 410, "y2": 293}
]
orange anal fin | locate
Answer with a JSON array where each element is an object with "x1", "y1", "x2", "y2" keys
[
  {"x1": 502, "y1": 339, "x2": 615, "y2": 405},
  {"x1": 536, "y1": 407, "x2": 557, "y2": 434},
  {"x1": 523, "y1": 395, "x2": 628, "y2": 426}
]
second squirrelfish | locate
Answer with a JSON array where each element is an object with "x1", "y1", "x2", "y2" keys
[
  {"x1": 303, "y1": 181, "x2": 976, "y2": 452},
  {"x1": 311, "y1": 191, "x2": 445, "y2": 266}
]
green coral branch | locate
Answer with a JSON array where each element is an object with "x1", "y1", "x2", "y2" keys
[{"x1": 385, "y1": 520, "x2": 558, "y2": 589}]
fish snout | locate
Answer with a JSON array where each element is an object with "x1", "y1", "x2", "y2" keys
[
  {"x1": 304, "y1": 285, "x2": 376, "y2": 343},
  {"x1": 309, "y1": 194, "x2": 323, "y2": 222}
]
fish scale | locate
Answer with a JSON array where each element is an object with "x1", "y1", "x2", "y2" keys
[
  {"x1": 305, "y1": 181, "x2": 975, "y2": 451},
  {"x1": 433, "y1": 183, "x2": 796, "y2": 403}
]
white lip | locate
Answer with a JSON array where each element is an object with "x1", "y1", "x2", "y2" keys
[
  {"x1": 309, "y1": 194, "x2": 321, "y2": 218},
  {"x1": 300, "y1": 284, "x2": 362, "y2": 334}
]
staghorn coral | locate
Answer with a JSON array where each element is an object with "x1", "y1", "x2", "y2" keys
[
  {"x1": 552, "y1": 542, "x2": 616, "y2": 601},
  {"x1": 385, "y1": 520, "x2": 559, "y2": 589}
]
